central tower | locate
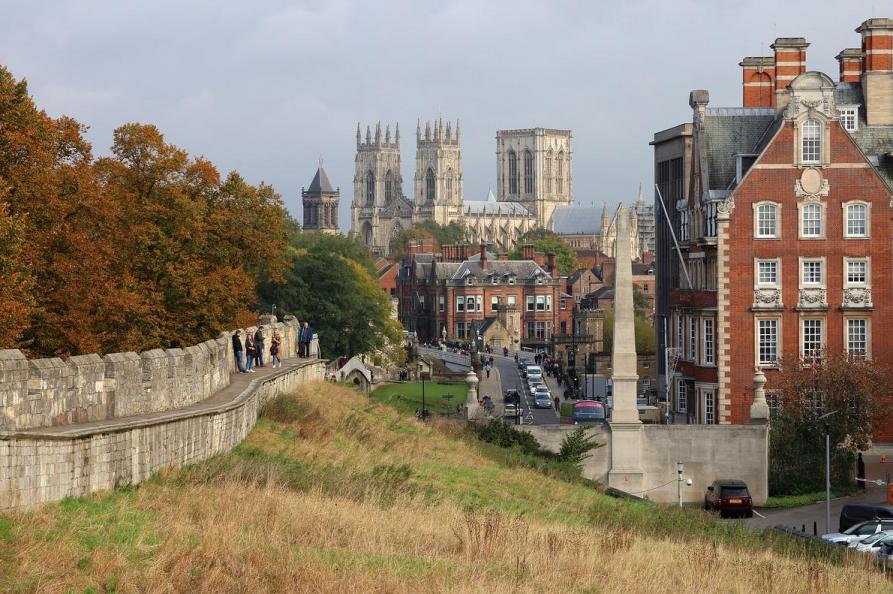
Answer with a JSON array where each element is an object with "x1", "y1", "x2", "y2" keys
[
  {"x1": 496, "y1": 128, "x2": 573, "y2": 227},
  {"x1": 413, "y1": 117, "x2": 463, "y2": 225}
]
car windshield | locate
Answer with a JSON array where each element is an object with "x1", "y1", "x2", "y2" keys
[
  {"x1": 843, "y1": 522, "x2": 876, "y2": 535},
  {"x1": 860, "y1": 532, "x2": 887, "y2": 544},
  {"x1": 720, "y1": 486, "x2": 749, "y2": 498}
]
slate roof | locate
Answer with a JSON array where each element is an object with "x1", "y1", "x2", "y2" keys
[
  {"x1": 464, "y1": 200, "x2": 530, "y2": 215},
  {"x1": 837, "y1": 83, "x2": 893, "y2": 189},
  {"x1": 631, "y1": 263, "x2": 655, "y2": 275},
  {"x1": 306, "y1": 167, "x2": 336, "y2": 194},
  {"x1": 450, "y1": 260, "x2": 550, "y2": 282},
  {"x1": 701, "y1": 108, "x2": 776, "y2": 191},
  {"x1": 550, "y1": 206, "x2": 603, "y2": 234}
]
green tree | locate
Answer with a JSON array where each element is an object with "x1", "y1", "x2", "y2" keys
[
  {"x1": 389, "y1": 220, "x2": 467, "y2": 259},
  {"x1": 508, "y1": 229, "x2": 577, "y2": 275},
  {"x1": 558, "y1": 425, "x2": 604, "y2": 466},
  {"x1": 258, "y1": 233, "x2": 400, "y2": 359},
  {"x1": 599, "y1": 308, "x2": 653, "y2": 355}
]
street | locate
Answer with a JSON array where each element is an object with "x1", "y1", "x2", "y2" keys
[{"x1": 491, "y1": 353, "x2": 560, "y2": 425}]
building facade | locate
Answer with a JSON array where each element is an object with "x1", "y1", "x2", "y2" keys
[
  {"x1": 654, "y1": 19, "x2": 893, "y2": 438},
  {"x1": 396, "y1": 244, "x2": 572, "y2": 353}
]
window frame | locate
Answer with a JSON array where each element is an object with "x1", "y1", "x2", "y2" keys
[
  {"x1": 755, "y1": 258, "x2": 780, "y2": 287},
  {"x1": 801, "y1": 119, "x2": 822, "y2": 164},
  {"x1": 676, "y1": 380, "x2": 687, "y2": 413},
  {"x1": 754, "y1": 202, "x2": 780, "y2": 239},
  {"x1": 456, "y1": 296, "x2": 465, "y2": 313},
  {"x1": 801, "y1": 317, "x2": 825, "y2": 361},
  {"x1": 845, "y1": 317, "x2": 870, "y2": 359},
  {"x1": 702, "y1": 318, "x2": 715, "y2": 366},
  {"x1": 756, "y1": 317, "x2": 780, "y2": 368},
  {"x1": 688, "y1": 316, "x2": 697, "y2": 362},
  {"x1": 526, "y1": 295, "x2": 535, "y2": 312},
  {"x1": 800, "y1": 258, "x2": 825, "y2": 287},
  {"x1": 838, "y1": 107, "x2": 859, "y2": 133},
  {"x1": 799, "y1": 202, "x2": 824, "y2": 239},
  {"x1": 843, "y1": 201, "x2": 870, "y2": 238}
]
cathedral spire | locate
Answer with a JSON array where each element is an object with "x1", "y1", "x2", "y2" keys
[
  {"x1": 425, "y1": 120, "x2": 431, "y2": 141},
  {"x1": 366, "y1": 125, "x2": 371, "y2": 144},
  {"x1": 438, "y1": 116, "x2": 443, "y2": 140},
  {"x1": 635, "y1": 181, "x2": 644, "y2": 205},
  {"x1": 395, "y1": 122, "x2": 400, "y2": 147},
  {"x1": 385, "y1": 124, "x2": 391, "y2": 145},
  {"x1": 375, "y1": 121, "x2": 382, "y2": 145},
  {"x1": 455, "y1": 118, "x2": 461, "y2": 143},
  {"x1": 445, "y1": 121, "x2": 452, "y2": 143},
  {"x1": 356, "y1": 122, "x2": 361, "y2": 147},
  {"x1": 416, "y1": 119, "x2": 421, "y2": 142}
]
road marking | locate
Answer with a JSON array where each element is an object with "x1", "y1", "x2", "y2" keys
[{"x1": 752, "y1": 510, "x2": 766, "y2": 518}]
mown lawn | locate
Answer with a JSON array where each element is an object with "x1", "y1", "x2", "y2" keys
[{"x1": 370, "y1": 381, "x2": 467, "y2": 415}]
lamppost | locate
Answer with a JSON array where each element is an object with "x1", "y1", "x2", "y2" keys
[
  {"x1": 819, "y1": 409, "x2": 839, "y2": 534},
  {"x1": 676, "y1": 461, "x2": 684, "y2": 508},
  {"x1": 417, "y1": 357, "x2": 428, "y2": 420}
]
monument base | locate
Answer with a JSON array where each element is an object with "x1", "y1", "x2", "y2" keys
[{"x1": 608, "y1": 421, "x2": 644, "y2": 494}]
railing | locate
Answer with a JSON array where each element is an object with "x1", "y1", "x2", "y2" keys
[{"x1": 418, "y1": 346, "x2": 471, "y2": 368}]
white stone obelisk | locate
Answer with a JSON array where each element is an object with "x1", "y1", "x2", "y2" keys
[{"x1": 608, "y1": 205, "x2": 645, "y2": 493}]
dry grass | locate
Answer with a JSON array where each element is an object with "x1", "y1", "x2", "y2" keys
[{"x1": 1, "y1": 382, "x2": 891, "y2": 593}]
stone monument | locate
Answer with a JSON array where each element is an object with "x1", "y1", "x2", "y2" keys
[{"x1": 607, "y1": 205, "x2": 645, "y2": 493}]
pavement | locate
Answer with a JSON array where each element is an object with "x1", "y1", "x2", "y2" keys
[
  {"x1": 745, "y1": 488, "x2": 886, "y2": 533},
  {"x1": 490, "y1": 352, "x2": 561, "y2": 425}
]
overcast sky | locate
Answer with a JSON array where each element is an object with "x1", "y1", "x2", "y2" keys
[{"x1": 1, "y1": 1, "x2": 886, "y2": 231}]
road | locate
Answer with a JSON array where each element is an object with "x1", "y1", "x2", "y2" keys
[
  {"x1": 746, "y1": 489, "x2": 887, "y2": 534},
  {"x1": 491, "y1": 353, "x2": 560, "y2": 425}
]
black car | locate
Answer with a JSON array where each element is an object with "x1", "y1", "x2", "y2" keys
[
  {"x1": 704, "y1": 480, "x2": 753, "y2": 518},
  {"x1": 839, "y1": 503, "x2": 893, "y2": 532}
]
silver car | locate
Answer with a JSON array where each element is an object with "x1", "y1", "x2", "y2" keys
[
  {"x1": 851, "y1": 530, "x2": 893, "y2": 553},
  {"x1": 822, "y1": 520, "x2": 893, "y2": 545}
]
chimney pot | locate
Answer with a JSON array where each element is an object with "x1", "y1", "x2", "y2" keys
[
  {"x1": 479, "y1": 244, "x2": 487, "y2": 269},
  {"x1": 739, "y1": 56, "x2": 775, "y2": 108},
  {"x1": 836, "y1": 48, "x2": 862, "y2": 83}
]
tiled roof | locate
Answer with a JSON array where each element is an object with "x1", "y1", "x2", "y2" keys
[
  {"x1": 551, "y1": 206, "x2": 603, "y2": 234},
  {"x1": 701, "y1": 111, "x2": 776, "y2": 191},
  {"x1": 306, "y1": 167, "x2": 336, "y2": 194},
  {"x1": 464, "y1": 200, "x2": 530, "y2": 215},
  {"x1": 451, "y1": 259, "x2": 549, "y2": 282}
]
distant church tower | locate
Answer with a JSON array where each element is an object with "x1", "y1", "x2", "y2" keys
[
  {"x1": 413, "y1": 117, "x2": 463, "y2": 225},
  {"x1": 351, "y1": 122, "x2": 404, "y2": 252},
  {"x1": 302, "y1": 164, "x2": 340, "y2": 234}
]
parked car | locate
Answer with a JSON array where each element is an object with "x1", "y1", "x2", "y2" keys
[
  {"x1": 517, "y1": 358, "x2": 532, "y2": 371},
  {"x1": 526, "y1": 366, "x2": 543, "y2": 382},
  {"x1": 527, "y1": 377, "x2": 544, "y2": 390},
  {"x1": 503, "y1": 389, "x2": 521, "y2": 406},
  {"x1": 503, "y1": 403, "x2": 519, "y2": 419},
  {"x1": 704, "y1": 480, "x2": 753, "y2": 518},
  {"x1": 850, "y1": 530, "x2": 893, "y2": 553},
  {"x1": 572, "y1": 401, "x2": 606, "y2": 424},
  {"x1": 822, "y1": 519, "x2": 893, "y2": 545},
  {"x1": 839, "y1": 503, "x2": 893, "y2": 532}
]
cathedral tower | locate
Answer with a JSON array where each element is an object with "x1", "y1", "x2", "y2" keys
[
  {"x1": 413, "y1": 117, "x2": 463, "y2": 225},
  {"x1": 351, "y1": 122, "x2": 407, "y2": 253},
  {"x1": 302, "y1": 164, "x2": 340, "y2": 234}
]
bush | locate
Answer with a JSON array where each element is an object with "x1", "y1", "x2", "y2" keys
[
  {"x1": 558, "y1": 425, "x2": 603, "y2": 466},
  {"x1": 474, "y1": 419, "x2": 543, "y2": 456}
]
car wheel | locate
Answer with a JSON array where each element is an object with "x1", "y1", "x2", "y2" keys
[{"x1": 746, "y1": 510, "x2": 753, "y2": 519}]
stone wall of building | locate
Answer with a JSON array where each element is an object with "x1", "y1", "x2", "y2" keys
[
  {"x1": 523, "y1": 422, "x2": 768, "y2": 504},
  {"x1": 0, "y1": 317, "x2": 304, "y2": 432},
  {"x1": 0, "y1": 358, "x2": 325, "y2": 510}
]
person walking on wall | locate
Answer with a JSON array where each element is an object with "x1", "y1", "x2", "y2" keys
[
  {"x1": 232, "y1": 330, "x2": 247, "y2": 373},
  {"x1": 245, "y1": 332, "x2": 257, "y2": 372},
  {"x1": 484, "y1": 362, "x2": 491, "y2": 379},
  {"x1": 296, "y1": 320, "x2": 305, "y2": 357},
  {"x1": 254, "y1": 327, "x2": 265, "y2": 368},
  {"x1": 270, "y1": 331, "x2": 282, "y2": 369},
  {"x1": 857, "y1": 452, "x2": 866, "y2": 490},
  {"x1": 303, "y1": 322, "x2": 314, "y2": 358}
]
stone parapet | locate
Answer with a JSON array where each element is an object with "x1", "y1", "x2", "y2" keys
[{"x1": 0, "y1": 359, "x2": 326, "y2": 510}]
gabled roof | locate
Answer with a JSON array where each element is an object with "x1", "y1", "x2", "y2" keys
[
  {"x1": 837, "y1": 83, "x2": 893, "y2": 189},
  {"x1": 700, "y1": 108, "x2": 777, "y2": 191},
  {"x1": 307, "y1": 167, "x2": 336, "y2": 194}
]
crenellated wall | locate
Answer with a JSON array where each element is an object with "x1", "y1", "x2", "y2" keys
[
  {"x1": 0, "y1": 358, "x2": 326, "y2": 510},
  {"x1": 0, "y1": 316, "x2": 307, "y2": 432}
]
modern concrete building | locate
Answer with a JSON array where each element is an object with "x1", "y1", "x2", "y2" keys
[{"x1": 653, "y1": 18, "x2": 893, "y2": 439}]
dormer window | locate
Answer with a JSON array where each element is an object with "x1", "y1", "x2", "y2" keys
[
  {"x1": 508, "y1": 275, "x2": 515, "y2": 285},
  {"x1": 466, "y1": 277, "x2": 474, "y2": 286},
  {"x1": 838, "y1": 107, "x2": 858, "y2": 133},
  {"x1": 801, "y1": 119, "x2": 822, "y2": 164}
]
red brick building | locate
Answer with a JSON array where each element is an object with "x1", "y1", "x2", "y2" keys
[
  {"x1": 397, "y1": 244, "x2": 572, "y2": 352},
  {"x1": 653, "y1": 19, "x2": 893, "y2": 439}
]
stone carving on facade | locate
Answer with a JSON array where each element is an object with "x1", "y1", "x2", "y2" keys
[
  {"x1": 716, "y1": 197, "x2": 735, "y2": 220},
  {"x1": 752, "y1": 288, "x2": 782, "y2": 309},
  {"x1": 798, "y1": 288, "x2": 827, "y2": 308},
  {"x1": 842, "y1": 287, "x2": 873, "y2": 308},
  {"x1": 795, "y1": 168, "x2": 830, "y2": 202}
]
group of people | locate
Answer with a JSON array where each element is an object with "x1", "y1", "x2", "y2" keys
[{"x1": 230, "y1": 320, "x2": 314, "y2": 374}]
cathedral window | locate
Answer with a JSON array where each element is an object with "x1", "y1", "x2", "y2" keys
[
  {"x1": 545, "y1": 154, "x2": 552, "y2": 193},
  {"x1": 365, "y1": 171, "x2": 375, "y2": 205},
  {"x1": 426, "y1": 168, "x2": 436, "y2": 203},
  {"x1": 446, "y1": 169, "x2": 453, "y2": 201},
  {"x1": 557, "y1": 151, "x2": 564, "y2": 193},
  {"x1": 508, "y1": 150, "x2": 518, "y2": 195},
  {"x1": 524, "y1": 150, "x2": 534, "y2": 194},
  {"x1": 385, "y1": 170, "x2": 393, "y2": 203}
]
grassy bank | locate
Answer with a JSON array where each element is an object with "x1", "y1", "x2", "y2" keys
[
  {"x1": 0, "y1": 382, "x2": 889, "y2": 593},
  {"x1": 370, "y1": 381, "x2": 467, "y2": 415},
  {"x1": 765, "y1": 488, "x2": 858, "y2": 508}
]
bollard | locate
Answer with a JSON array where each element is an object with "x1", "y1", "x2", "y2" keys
[
  {"x1": 813, "y1": 521, "x2": 817, "y2": 536},
  {"x1": 802, "y1": 524, "x2": 806, "y2": 533}
]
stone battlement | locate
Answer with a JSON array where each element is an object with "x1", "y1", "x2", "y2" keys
[{"x1": 0, "y1": 316, "x2": 308, "y2": 432}]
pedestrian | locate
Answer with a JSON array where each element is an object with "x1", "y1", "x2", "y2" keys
[
  {"x1": 296, "y1": 320, "x2": 305, "y2": 357},
  {"x1": 254, "y1": 327, "x2": 265, "y2": 367},
  {"x1": 554, "y1": 396, "x2": 560, "y2": 411},
  {"x1": 857, "y1": 452, "x2": 866, "y2": 490},
  {"x1": 232, "y1": 330, "x2": 247, "y2": 373},
  {"x1": 245, "y1": 333, "x2": 256, "y2": 372},
  {"x1": 270, "y1": 331, "x2": 282, "y2": 368},
  {"x1": 485, "y1": 363, "x2": 491, "y2": 379},
  {"x1": 302, "y1": 322, "x2": 313, "y2": 358}
]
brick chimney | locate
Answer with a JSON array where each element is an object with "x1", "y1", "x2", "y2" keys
[
  {"x1": 771, "y1": 37, "x2": 809, "y2": 112},
  {"x1": 546, "y1": 252, "x2": 556, "y2": 274},
  {"x1": 497, "y1": 252, "x2": 508, "y2": 261},
  {"x1": 534, "y1": 251, "x2": 545, "y2": 267},
  {"x1": 858, "y1": 18, "x2": 893, "y2": 126},
  {"x1": 739, "y1": 56, "x2": 775, "y2": 107},
  {"x1": 836, "y1": 48, "x2": 862, "y2": 83},
  {"x1": 522, "y1": 244, "x2": 535, "y2": 260},
  {"x1": 479, "y1": 243, "x2": 488, "y2": 270}
]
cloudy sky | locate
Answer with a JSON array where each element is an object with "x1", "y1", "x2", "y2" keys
[{"x1": 1, "y1": 1, "x2": 885, "y2": 231}]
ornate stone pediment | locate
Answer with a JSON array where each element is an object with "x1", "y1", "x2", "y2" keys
[
  {"x1": 753, "y1": 288, "x2": 783, "y2": 310},
  {"x1": 797, "y1": 288, "x2": 827, "y2": 309}
]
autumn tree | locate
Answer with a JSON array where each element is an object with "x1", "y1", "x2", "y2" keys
[{"x1": 769, "y1": 353, "x2": 893, "y2": 495}]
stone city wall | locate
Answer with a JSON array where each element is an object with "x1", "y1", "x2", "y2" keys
[
  {"x1": 0, "y1": 316, "x2": 305, "y2": 432},
  {"x1": 523, "y1": 423, "x2": 768, "y2": 505},
  {"x1": 0, "y1": 358, "x2": 326, "y2": 510}
]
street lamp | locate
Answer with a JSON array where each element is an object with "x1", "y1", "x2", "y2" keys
[
  {"x1": 418, "y1": 357, "x2": 428, "y2": 420},
  {"x1": 676, "y1": 461, "x2": 685, "y2": 508},
  {"x1": 819, "y1": 410, "x2": 839, "y2": 534}
]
